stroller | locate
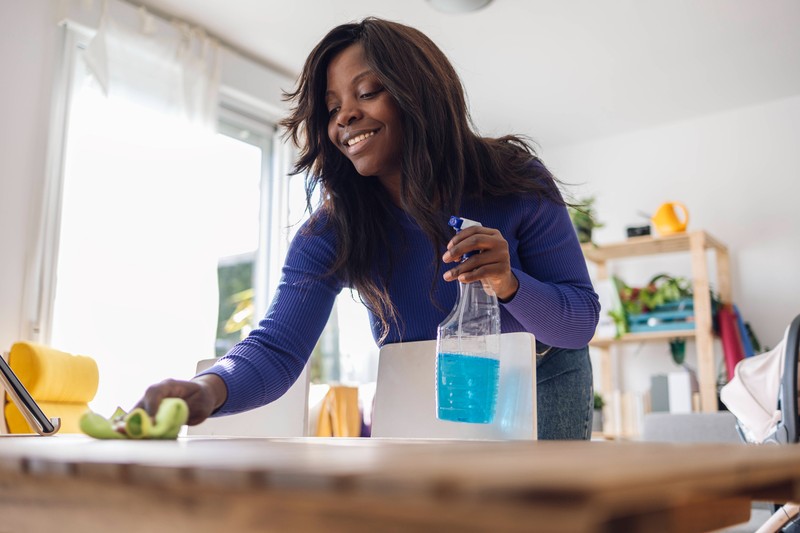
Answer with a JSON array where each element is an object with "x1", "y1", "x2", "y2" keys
[{"x1": 720, "y1": 313, "x2": 800, "y2": 532}]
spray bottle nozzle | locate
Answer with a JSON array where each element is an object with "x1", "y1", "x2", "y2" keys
[
  {"x1": 449, "y1": 216, "x2": 482, "y2": 233},
  {"x1": 448, "y1": 216, "x2": 483, "y2": 260}
]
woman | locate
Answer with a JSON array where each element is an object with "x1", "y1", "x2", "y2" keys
[{"x1": 136, "y1": 18, "x2": 600, "y2": 440}]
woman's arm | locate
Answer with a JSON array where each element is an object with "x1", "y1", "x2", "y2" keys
[
  {"x1": 443, "y1": 194, "x2": 599, "y2": 348},
  {"x1": 196, "y1": 217, "x2": 342, "y2": 416},
  {"x1": 501, "y1": 195, "x2": 599, "y2": 348}
]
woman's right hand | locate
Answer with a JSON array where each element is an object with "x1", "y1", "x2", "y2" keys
[{"x1": 133, "y1": 374, "x2": 227, "y2": 426}]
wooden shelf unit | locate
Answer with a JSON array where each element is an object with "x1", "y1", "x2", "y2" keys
[
  {"x1": 590, "y1": 329, "x2": 697, "y2": 348},
  {"x1": 584, "y1": 230, "x2": 732, "y2": 415}
]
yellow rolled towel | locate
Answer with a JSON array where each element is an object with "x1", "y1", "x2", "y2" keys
[
  {"x1": 7, "y1": 342, "x2": 99, "y2": 403},
  {"x1": 5, "y1": 401, "x2": 89, "y2": 434}
]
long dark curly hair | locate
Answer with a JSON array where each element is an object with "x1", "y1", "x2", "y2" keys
[{"x1": 280, "y1": 17, "x2": 563, "y2": 342}]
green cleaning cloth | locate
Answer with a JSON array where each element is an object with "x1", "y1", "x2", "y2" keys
[{"x1": 79, "y1": 398, "x2": 189, "y2": 440}]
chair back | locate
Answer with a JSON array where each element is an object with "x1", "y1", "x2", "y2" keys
[
  {"x1": 187, "y1": 360, "x2": 309, "y2": 437},
  {"x1": 371, "y1": 332, "x2": 537, "y2": 440}
]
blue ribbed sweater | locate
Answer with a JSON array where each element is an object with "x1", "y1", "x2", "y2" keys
[{"x1": 200, "y1": 192, "x2": 599, "y2": 416}]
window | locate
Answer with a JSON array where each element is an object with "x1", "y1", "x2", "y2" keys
[
  {"x1": 46, "y1": 25, "x2": 293, "y2": 416},
  {"x1": 41, "y1": 20, "x2": 378, "y2": 418},
  {"x1": 213, "y1": 108, "x2": 276, "y2": 357}
]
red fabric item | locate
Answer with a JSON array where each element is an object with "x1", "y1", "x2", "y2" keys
[{"x1": 718, "y1": 304, "x2": 745, "y2": 381}]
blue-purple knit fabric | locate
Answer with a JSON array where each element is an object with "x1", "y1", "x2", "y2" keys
[{"x1": 200, "y1": 192, "x2": 599, "y2": 416}]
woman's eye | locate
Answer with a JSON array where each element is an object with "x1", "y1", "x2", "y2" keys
[
  {"x1": 360, "y1": 87, "x2": 383, "y2": 99},
  {"x1": 328, "y1": 106, "x2": 340, "y2": 118}
]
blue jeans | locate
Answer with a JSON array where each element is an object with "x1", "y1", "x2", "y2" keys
[{"x1": 536, "y1": 342, "x2": 593, "y2": 440}]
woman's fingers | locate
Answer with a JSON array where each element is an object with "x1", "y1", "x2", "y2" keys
[
  {"x1": 133, "y1": 378, "x2": 217, "y2": 426},
  {"x1": 443, "y1": 226, "x2": 499, "y2": 262},
  {"x1": 442, "y1": 225, "x2": 519, "y2": 300}
]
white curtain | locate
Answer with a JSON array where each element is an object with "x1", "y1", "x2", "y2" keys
[
  {"x1": 50, "y1": 0, "x2": 224, "y2": 416},
  {"x1": 83, "y1": 0, "x2": 219, "y2": 127}
]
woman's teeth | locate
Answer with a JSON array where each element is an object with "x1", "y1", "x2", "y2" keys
[{"x1": 346, "y1": 131, "x2": 375, "y2": 147}]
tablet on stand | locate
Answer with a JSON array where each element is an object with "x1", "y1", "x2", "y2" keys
[{"x1": 0, "y1": 353, "x2": 60, "y2": 436}]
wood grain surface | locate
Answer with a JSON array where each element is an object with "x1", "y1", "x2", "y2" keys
[{"x1": 0, "y1": 435, "x2": 797, "y2": 532}]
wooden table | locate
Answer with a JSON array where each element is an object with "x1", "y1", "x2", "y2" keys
[{"x1": 1, "y1": 435, "x2": 798, "y2": 532}]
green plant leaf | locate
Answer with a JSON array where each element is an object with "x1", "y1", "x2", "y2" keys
[
  {"x1": 593, "y1": 392, "x2": 605, "y2": 410},
  {"x1": 568, "y1": 196, "x2": 604, "y2": 243}
]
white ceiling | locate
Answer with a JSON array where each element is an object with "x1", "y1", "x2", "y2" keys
[{"x1": 138, "y1": 0, "x2": 800, "y2": 148}]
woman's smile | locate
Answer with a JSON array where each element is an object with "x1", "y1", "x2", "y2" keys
[
  {"x1": 343, "y1": 129, "x2": 376, "y2": 147},
  {"x1": 342, "y1": 128, "x2": 379, "y2": 155}
]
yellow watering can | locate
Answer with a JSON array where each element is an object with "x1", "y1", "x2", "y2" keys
[{"x1": 651, "y1": 202, "x2": 689, "y2": 236}]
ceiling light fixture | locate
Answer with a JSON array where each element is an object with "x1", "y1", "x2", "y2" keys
[{"x1": 426, "y1": 0, "x2": 494, "y2": 14}]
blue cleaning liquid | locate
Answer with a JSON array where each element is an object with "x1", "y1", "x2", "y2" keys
[{"x1": 436, "y1": 352, "x2": 500, "y2": 424}]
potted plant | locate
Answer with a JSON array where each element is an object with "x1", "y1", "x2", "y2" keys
[
  {"x1": 609, "y1": 274, "x2": 724, "y2": 366},
  {"x1": 616, "y1": 274, "x2": 692, "y2": 318},
  {"x1": 609, "y1": 274, "x2": 693, "y2": 339},
  {"x1": 568, "y1": 197, "x2": 604, "y2": 244},
  {"x1": 593, "y1": 392, "x2": 605, "y2": 432}
]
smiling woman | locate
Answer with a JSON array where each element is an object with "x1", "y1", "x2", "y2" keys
[{"x1": 136, "y1": 17, "x2": 600, "y2": 441}]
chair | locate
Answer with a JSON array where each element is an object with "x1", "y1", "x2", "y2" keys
[
  {"x1": 642, "y1": 412, "x2": 742, "y2": 444},
  {"x1": 371, "y1": 331, "x2": 537, "y2": 439},
  {"x1": 187, "y1": 360, "x2": 310, "y2": 437}
]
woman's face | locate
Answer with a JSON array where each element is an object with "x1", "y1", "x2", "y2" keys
[{"x1": 326, "y1": 44, "x2": 403, "y2": 192}]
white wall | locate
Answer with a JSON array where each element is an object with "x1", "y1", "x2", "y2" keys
[
  {"x1": 545, "y1": 94, "x2": 800, "y2": 395},
  {"x1": 0, "y1": 0, "x2": 60, "y2": 351}
]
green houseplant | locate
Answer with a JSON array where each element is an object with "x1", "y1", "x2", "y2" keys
[
  {"x1": 568, "y1": 197, "x2": 604, "y2": 244},
  {"x1": 593, "y1": 391, "x2": 605, "y2": 411},
  {"x1": 607, "y1": 274, "x2": 692, "y2": 341},
  {"x1": 609, "y1": 274, "x2": 715, "y2": 366},
  {"x1": 592, "y1": 392, "x2": 605, "y2": 432},
  {"x1": 616, "y1": 274, "x2": 692, "y2": 318}
]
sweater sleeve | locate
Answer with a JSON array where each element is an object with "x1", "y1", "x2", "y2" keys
[
  {"x1": 197, "y1": 217, "x2": 342, "y2": 415},
  {"x1": 501, "y1": 194, "x2": 600, "y2": 348}
]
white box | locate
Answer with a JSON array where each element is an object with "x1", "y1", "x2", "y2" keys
[{"x1": 668, "y1": 371, "x2": 693, "y2": 414}]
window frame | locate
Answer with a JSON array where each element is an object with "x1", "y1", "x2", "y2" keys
[
  {"x1": 216, "y1": 100, "x2": 280, "y2": 321},
  {"x1": 26, "y1": 24, "x2": 90, "y2": 344}
]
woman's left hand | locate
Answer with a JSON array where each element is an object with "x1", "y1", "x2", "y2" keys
[{"x1": 442, "y1": 225, "x2": 519, "y2": 301}]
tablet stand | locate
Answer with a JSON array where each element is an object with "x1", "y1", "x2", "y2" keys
[{"x1": 0, "y1": 353, "x2": 61, "y2": 436}]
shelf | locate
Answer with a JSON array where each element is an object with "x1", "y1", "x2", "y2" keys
[
  {"x1": 582, "y1": 228, "x2": 732, "y2": 424},
  {"x1": 581, "y1": 231, "x2": 727, "y2": 263},
  {"x1": 590, "y1": 329, "x2": 698, "y2": 348}
]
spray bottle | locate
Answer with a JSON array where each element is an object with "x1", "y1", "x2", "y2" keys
[{"x1": 436, "y1": 216, "x2": 502, "y2": 424}]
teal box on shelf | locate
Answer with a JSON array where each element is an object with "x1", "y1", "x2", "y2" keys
[{"x1": 628, "y1": 298, "x2": 695, "y2": 333}]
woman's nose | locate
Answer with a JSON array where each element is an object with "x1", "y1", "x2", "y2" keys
[{"x1": 336, "y1": 101, "x2": 362, "y2": 127}]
